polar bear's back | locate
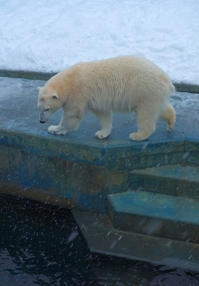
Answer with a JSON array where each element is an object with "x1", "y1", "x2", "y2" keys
[
  {"x1": 58, "y1": 56, "x2": 175, "y2": 113},
  {"x1": 70, "y1": 56, "x2": 174, "y2": 112}
]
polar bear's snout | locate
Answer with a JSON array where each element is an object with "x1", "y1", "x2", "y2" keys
[
  {"x1": 39, "y1": 114, "x2": 46, "y2": 123},
  {"x1": 39, "y1": 110, "x2": 51, "y2": 123}
]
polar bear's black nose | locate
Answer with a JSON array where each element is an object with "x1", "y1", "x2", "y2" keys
[{"x1": 40, "y1": 120, "x2": 45, "y2": 123}]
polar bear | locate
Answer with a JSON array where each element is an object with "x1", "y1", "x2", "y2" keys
[{"x1": 37, "y1": 56, "x2": 176, "y2": 141}]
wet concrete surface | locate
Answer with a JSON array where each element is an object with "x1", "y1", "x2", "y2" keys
[{"x1": 0, "y1": 76, "x2": 199, "y2": 146}]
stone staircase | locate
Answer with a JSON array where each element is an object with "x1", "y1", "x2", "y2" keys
[{"x1": 73, "y1": 164, "x2": 199, "y2": 272}]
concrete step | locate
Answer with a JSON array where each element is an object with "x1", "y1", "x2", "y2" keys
[
  {"x1": 107, "y1": 190, "x2": 199, "y2": 244},
  {"x1": 72, "y1": 209, "x2": 199, "y2": 273},
  {"x1": 130, "y1": 165, "x2": 199, "y2": 199}
]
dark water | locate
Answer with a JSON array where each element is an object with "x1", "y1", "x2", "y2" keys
[{"x1": 0, "y1": 195, "x2": 199, "y2": 286}]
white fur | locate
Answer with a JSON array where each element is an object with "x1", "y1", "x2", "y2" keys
[{"x1": 37, "y1": 55, "x2": 176, "y2": 141}]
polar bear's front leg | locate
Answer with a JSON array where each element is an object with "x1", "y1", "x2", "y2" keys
[
  {"x1": 48, "y1": 110, "x2": 81, "y2": 136},
  {"x1": 93, "y1": 111, "x2": 112, "y2": 139},
  {"x1": 48, "y1": 111, "x2": 68, "y2": 136}
]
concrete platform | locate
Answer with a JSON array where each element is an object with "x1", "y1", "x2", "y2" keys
[
  {"x1": 0, "y1": 76, "x2": 199, "y2": 212},
  {"x1": 1, "y1": 76, "x2": 199, "y2": 272}
]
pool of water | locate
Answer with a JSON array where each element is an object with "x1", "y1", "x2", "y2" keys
[{"x1": 0, "y1": 194, "x2": 199, "y2": 286}]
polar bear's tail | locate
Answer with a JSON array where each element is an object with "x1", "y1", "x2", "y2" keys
[{"x1": 170, "y1": 82, "x2": 176, "y2": 93}]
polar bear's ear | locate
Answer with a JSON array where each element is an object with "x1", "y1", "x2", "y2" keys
[
  {"x1": 52, "y1": 93, "x2": 59, "y2": 99},
  {"x1": 37, "y1": 87, "x2": 43, "y2": 91}
]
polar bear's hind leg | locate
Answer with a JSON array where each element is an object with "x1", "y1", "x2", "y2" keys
[
  {"x1": 160, "y1": 103, "x2": 176, "y2": 131},
  {"x1": 129, "y1": 104, "x2": 158, "y2": 141}
]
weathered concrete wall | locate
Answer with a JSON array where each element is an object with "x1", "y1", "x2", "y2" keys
[{"x1": 0, "y1": 128, "x2": 189, "y2": 214}]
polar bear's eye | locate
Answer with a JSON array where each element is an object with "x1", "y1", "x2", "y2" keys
[{"x1": 44, "y1": 108, "x2": 50, "y2": 112}]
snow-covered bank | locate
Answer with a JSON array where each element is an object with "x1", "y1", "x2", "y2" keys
[{"x1": 0, "y1": 0, "x2": 198, "y2": 84}]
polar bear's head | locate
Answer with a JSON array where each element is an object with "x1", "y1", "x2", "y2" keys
[{"x1": 37, "y1": 86, "x2": 63, "y2": 123}]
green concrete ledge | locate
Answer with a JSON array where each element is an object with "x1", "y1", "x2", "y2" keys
[
  {"x1": 0, "y1": 69, "x2": 56, "y2": 81},
  {"x1": 131, "y1": 165, "x2": 199, "y2": 199},
  {"x1": 0, "y1": 69, "x2": 199, "y2": 93}
]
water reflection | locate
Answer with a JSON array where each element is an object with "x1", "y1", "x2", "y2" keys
[{"x1": 0, "y1": 195, "x2": 199, "y2": 286}]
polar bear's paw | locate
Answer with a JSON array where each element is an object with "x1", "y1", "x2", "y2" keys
[
  {"x1": 95, "y1": 130, "x2": 110, "y2": 139},
  {"x1": 48, "y1": 125, "x2": 67, "y2": 136},
  {"x1": 129, "y1": 132, "x2": 149, "y2": 141}
]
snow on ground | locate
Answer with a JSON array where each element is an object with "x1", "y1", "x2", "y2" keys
[{"x1": 0, "y1": 0, "x2": 198, "y2": 84}]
